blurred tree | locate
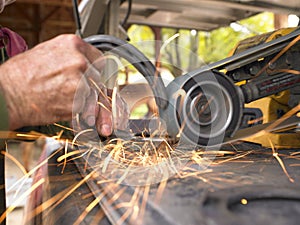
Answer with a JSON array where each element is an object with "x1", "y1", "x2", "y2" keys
[
  {"x1": 127, "y1": 12, "x2": 275, "y2": 77},
  {"x1": 200, "y1": 12, "x2": 274, "y2": 64},
  {"x1": 128, "y1": 25, "x2": 155, "y2": 58}
]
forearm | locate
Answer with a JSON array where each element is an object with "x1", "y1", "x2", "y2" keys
[{"x1": 0, "y1": 58, "x2": 25, "y2": 130}]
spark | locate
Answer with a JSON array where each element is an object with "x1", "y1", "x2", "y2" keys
[
  {"x1": 107, "y1": 187, "x2": 127, "y2": 204},
  {"x1": 16, "y1": 133, "x2": 42, "y2": 139},
  {"x1": 265, "y1": 103, "x2": 300, "y2": 133},
  {"x1": 131, "y1": 205, "x2": 140, "y2": 222},
  {"x1": 193, "y1": 150, "x2": 237, "y2": 157},
  {"x1": 6, "y1": 147, "x2": 63, "y2": 196},
  {"x1": 1, "y1": 150, "x2": 29, "y2": 199},
  {"x1": 54, "y1": 123, "x2": 75, "y2": 132},
  {"x1": 215, "y1": 150, "x2": 254, "y2": 164},
  {"x1": 1, "y1": 151, "x2": 27, "y2": 175},
  {"x1": 254, "y1": 34, "x2": 300, "y2": 78},
  {"x1": 160, "y1": 33, "x2": 180, "y2": 54},
  {"x1": 268, "y1": 138, "x2": 294, "y2": 183},
  {"x1": 137, "y1": 185, "x2": 150, "y2": 225},
  {"x1": 0, "y1": 178, "x2": 45, "y2": 224},
  {"x1": 268, "y1": 34, "x2": 300, "y2": 70},
  {"x1": 97, "y1": 101, "x2": 112, "y2": 112},
  {"x1": 116, "y1": 163, "x2": 135, "y2": 184},
  {"x1": 101, "y1": 186, "x2": 140, "y2": 225},
  {"x1": 290, "y1": 151, "x2": 300, "y2": 156},
  {"x1": 0, "y1": 131, "x2": 44, "y2": 140},
  {"x1": 171, "y1": 89, "x2": 187, "y2": 137},
  {"x1": 247, "y1": 116, "x2": 264, "y2": 125},
  {"x1": 84, "y1": 146, "x2": 102, "y2": 171},
  {"x1": 53, "y1": 129, "x2": 65, "y2": 140},
  {"x1": 38, "y1": 170, "x2": 99, "y2": 222},
  {"x1": 116, "y1": 186, "x2": 148, "y2": 225},
  {"x1": 154, "y1": 179, "x2": 167, "y2": 204},
  {"x1": 241, "y1": 198, "x2": 248, "y2": 205},
  {"x1": 88, "y1": 78, "x2": 103, "y2": 93},
  {"x1": 290, "y1": 163, "x2": 300, "y2": 167},
  {"x1": 25, "y1": 171, "x2": 98, "y2": 223},
  {"x1": 177, "y1": 166, "x2": 213, "y2": 179},
  {"x1": 89, "y1": 210, "x2": 105, "y2": 225},
  {"x1": 116, "y1": 205, "x2": 133, "y2": 225},
  {"x1": 71, "y1": 128, "x2": 94, "y2": 146},
  {"x1": 102, "y1": 148, "x2": 115, "y2": 173},
  {"x1": 154, "y1": 32, "x2": 180, "y2": 87},
  {"x1": 272, "y1": 69, "x2": 300, "y2": 75},
  {"x1": 25, "y1": 184, "x2": 69, "y2": 223},
  {"x1": 73, "y1": 191, "x2": 106, "y2": 225},
  {"x1": 56, "y1": 149, "x2": 87, "y2": 163},
  {"x1": 60, "y1": 139, "x2": 68, "y2": 174}
]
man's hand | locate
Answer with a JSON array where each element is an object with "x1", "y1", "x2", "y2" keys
[
  {"x1": 76, "y1": 83, "x2": 130, "y2": 137},
  {"x1": 0, "y1": 34, "x2": 116, "y2": 136}
]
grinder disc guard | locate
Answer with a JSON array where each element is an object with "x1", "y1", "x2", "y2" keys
[{"x1": 162, "y1": 70, "x2": 244, "y2": 147}]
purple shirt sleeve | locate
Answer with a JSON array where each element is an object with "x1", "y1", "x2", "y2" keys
[{"x1": 0, "y1": 27, "x2": 27, "y2": 57}]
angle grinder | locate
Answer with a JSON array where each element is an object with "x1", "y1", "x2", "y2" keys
[{"x1": 85, "y1": 27, "x2": 300, "y2": 147}]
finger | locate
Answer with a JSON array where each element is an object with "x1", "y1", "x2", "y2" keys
[
  {"x1": 82, "y1": 43, "x2": 106, "y2": 75},
  {"x1": 72, "y1": 76, "x2": 91, "y2": 116},
  {"x1": 120, "y1": 95, "x2": 130, "y2": 128},
  {"x1": 91, "y1": 56, "x2": 106, "y2": 74},
  {"x1": 114, "y1": 92, "x2": 130, "y2": 130},
  {"x1": 73, "y1": 95, "x2": 86, "y2": 115},
  {"x1": 77, "y1": 75, "x2": 91, "y2": 98},
  {"x1": 85, "y1": 64, "x2": 103, "y2": 90},
  {"x1": 78, "y1": 39, "x2": 106, "y2": 84},
  {"x1": 81, "y1": 89, "x2": 98, "y2": 127},
  {"x1": 96, "y1": 87, "x2": 113, "y2": 136},
  {"x1": 83, "y1": 42, "x2": 104, "y2": 62}
]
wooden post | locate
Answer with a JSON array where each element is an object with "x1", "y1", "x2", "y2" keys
[
  {"x1": 103, "y1": 0, "x2": 120, "y2": 88},
  {"x1": 151, "y1": 26, "x2": 162, "y2": 70}
]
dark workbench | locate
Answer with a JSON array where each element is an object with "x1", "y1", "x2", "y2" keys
[{"x1": 27, "y1": 140, "x2": 300, "y2": 225}]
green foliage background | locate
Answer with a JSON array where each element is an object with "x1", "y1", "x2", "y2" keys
[{"x1": 127, "y1": 12, "x2": 275, "y2": 76}]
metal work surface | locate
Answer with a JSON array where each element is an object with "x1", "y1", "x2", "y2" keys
[{"x1": 41, "y1": 140, "x2": 300, "y2": 225}]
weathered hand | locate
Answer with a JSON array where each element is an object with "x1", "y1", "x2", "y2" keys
[
  {"x1": 0, "y1": 34, "x2": 107, "y2": 131},
  {"x1": 78, "y1": 83, "x2": 130, "y2": 137}
]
